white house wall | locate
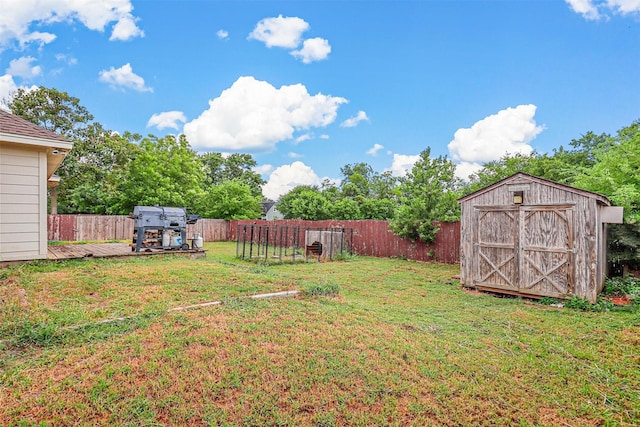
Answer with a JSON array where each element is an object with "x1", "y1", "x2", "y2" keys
[{"x1": 0, "y1": 144, "x2": 47, "y2": 261}]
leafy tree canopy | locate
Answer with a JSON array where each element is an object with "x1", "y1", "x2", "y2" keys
[
  {"x1": 114, "y1": 134, "x2": 205, "y2": 214},
  {"x1": 201, "y1": 152, "x2": 265, "y2": 198},
  {"x1": 200, "y1": 180, "x2": 263, "y2": 220},
  {"x1": 389, "y1": 148, "x2": 461, "y2": 243},
  {"x1": 276, "y1": 186, "x2": 330, "y2": 220},
  {"x1": 7, "y1": 86, "x2": 93, "y2": 139}
]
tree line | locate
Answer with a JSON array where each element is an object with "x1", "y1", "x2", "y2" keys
[{"x1": 6, "y1": 87, "x2": 640, "y2": 267}]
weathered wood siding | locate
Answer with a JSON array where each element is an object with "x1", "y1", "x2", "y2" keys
[
  {"x1": 459, "y1": 173, "x2": 607, "y2": 302},
  {"x1": 0, "y1": 144, "x2": 47, "y2": 261}
]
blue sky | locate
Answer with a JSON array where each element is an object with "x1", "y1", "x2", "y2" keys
[{"x1": 1, "y1": 0, "x2": 638, "y2": 200}]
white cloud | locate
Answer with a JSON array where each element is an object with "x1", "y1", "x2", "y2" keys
[
  {"x1": 0, "y1": 0, "x2": 143, "y2": 51},
  {"x1": 0, "y1": 75, "x2": 37, "y2": 111},
  {"x1": 295, "y1": 133, "x2": 312, "y2": 143},
  {"x1": 254, "y1": 164, "x2": 274, "y2": 175},
  {"x1": 447, "y1": 104, "x2": 543, "y2": 179},
  {"x1": 6, "y1": 57, "x2": 41, "y2": 79},
  {"x1": 565, "y1": 0, "x2": 602, "y2": 19},
  {"x1": 261, "y1": 161, "x2": 321, "y2": 200},
  {"x1": 608, "y1": 0, "x2": 640, "y2": 14},
  {"x1": 147, "y1": 111, "x2": 187, "y2": 130},
  {"x1": 0, "y1": 75, "x2": 17, "y2": 110},
  {"x1": 291, "y1": 37, "x2": 331, "y2": 63},
  {"x1": 110, "y1": 15, "x2": 144, "y2": 41},
  {"x1": 248, "y1": 15, "x2": 309, "y2": 48},
  {"x1": 367, "y1": 143, "x2": 384, "y2": 156},
  {"x1": 288, "y1": 152, "x2": 303, "y2": 158},
  {"x1": 341, "y1": 110, "x2": 370, "y2": 128},
  {"x1": 453, "y1": 161, "x2": 484, "y2": 181},
  {"x1": 55, "y1": 53, "x2": 77, "y2": 66},
  {"x1": 565, "y1": 0, "x2": 640, "y2": 20},
  {"x1": 183, "y1": 76, "x2": 347, "y2": 152},
  {"x1": 388, "y1": 153, "x2": 420, "y2": 177},
  {"x1": 98, "y1": 63, "x2": 152, "y2": 92},
  {"x1": 319, "y1": 134, "x2": 330, "y2": 140},
  {"x1": 217, "y1": 29, "x2": 229, "y2": 39}
]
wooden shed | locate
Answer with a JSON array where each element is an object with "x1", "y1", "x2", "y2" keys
[
  {"x1": 0, "y1": 110, "x2": 73, "y2": 262},
  {"x1": 458, "y1": 173, "x2": 623, "y2": 303}
]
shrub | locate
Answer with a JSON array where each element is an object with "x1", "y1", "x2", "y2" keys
[
  {"x1": 564, "y1": 296, "x2": 615, "y2": 312},
  {"x1": 602, "y1": 276, "x2": 640, "y2": 297}
]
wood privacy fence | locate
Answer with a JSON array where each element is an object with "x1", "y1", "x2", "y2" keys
[
  {"x1": 229, "y1": 220, "x2": 460, "y2": 264},
  {"x1": 47, "y1": 215, "x2": 460, "y2": 264},
  {"x1": 47, "y1": 215, "x2": 227, "y2": 243}
]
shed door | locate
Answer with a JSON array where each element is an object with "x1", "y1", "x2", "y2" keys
[
  {"x1": 519, "y1": 206, "x2": 574, "y2": 298},
  {"x1": 474, "y1": 205, "x2": 574, "y2": 298},
  {"x1": 475, "y1": 207, "x2": 519, "y2": 291}
]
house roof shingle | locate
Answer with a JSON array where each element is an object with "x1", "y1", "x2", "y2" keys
[{"x1": 0, "y1": 109, "x2": 71, "y2": 145}]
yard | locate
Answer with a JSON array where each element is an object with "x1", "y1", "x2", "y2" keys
[{"x1": 0, "y1": 242, "x2": 638, "y2": 426}]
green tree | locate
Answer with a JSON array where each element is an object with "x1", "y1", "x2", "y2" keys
[
  {"x1": 7, "y1": 86, "x2": 93, "y2": 139},
  {"x1": 336, "y1": 163, "x2": 399, "y2": 220},
  {"x1": 201, "y1": 152, "x2": 265, "y2": 198},
  {"x1": 360, "y1": 198, "x2": 397, "y2": 220},
  {"x1": 58, "y1": 125, "x2": 139, "y2": 214},
  {"x1": 370, "y1": 171, "x2": 399, "y2": 200},
  {"x1": 389, "y1": 148, "x2": 460, "y2": 243},
  {"x1": 276, "y1": 186, "x2": 330, "y2": 220},
  {"x1": 115, "y1": 134, "x2": 205, "y2": 214},
  {"x1": 329, "y1": 198, "x2": 361, "y2": 220},
  {"x1": 572, "y1": 120, "x2": 640, "y2": 268},
  {"x1": 200, "y1": 180, "x2": 262, "y2": 219},
  {"x1": 319, "y1": 179, "x2": 341, "y2": 203},
  {"x1": 340, "y1": 163, "x2": 375, "y2": 198}
]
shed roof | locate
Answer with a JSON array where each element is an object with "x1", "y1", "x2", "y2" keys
[
  {"x1": 458, "y1": 172, "x2": 610, "y2": 206},
  {"x1": 0, "y1": 109, "x2": 73, "y2": 180}
]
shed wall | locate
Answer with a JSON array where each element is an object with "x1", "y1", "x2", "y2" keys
[
  {"x1": 460, "y1": 176, "x2": 603, "y2": 302},
  {"x1": 0, "y1": 143, "x2": 47, "y2": 261}
]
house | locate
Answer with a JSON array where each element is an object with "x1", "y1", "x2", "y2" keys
[
  {"x1": 0, "y1": 109, "x2": 73, "y2": 262},
  {"x1": 261, "y1": 201, "x2": 283, "y2": 220},
  {"x1": 458, "y1": 173, "x2": 623, "y2": 303}
]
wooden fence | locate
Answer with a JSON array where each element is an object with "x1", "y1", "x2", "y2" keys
[
  {"x1": 228, "y1": 220, "x2": 460, "y2": 264},
  {"x1": 47, "y1": 215, "x2": 227, "y2": 243},
  {"x1": 47, "y1": 215, "x2": 460, "y2": 264}
]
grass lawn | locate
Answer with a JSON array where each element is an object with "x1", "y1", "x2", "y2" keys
[{"x1": 1, "y1": 242, "x2": 638, "y2": 426}]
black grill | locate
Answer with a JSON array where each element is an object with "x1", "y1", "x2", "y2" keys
[{"x1": 128, "y1": 206, "x2": 199, "y2": 252}]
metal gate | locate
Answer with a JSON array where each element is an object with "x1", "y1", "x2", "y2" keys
[{"x1": 474, "y1": 205, "x2": 574, "y2": 298}]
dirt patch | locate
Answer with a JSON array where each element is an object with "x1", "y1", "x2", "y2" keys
[{"x1": 462, "y1": 288, "x2": 486, "y2": 297}]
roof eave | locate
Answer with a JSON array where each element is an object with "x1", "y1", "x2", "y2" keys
[{"x1": 0, "y1": 131, "x2": 73, "y2": 150}]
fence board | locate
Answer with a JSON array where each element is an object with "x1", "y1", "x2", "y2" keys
[
  {"x1": 186, "y1": 219, "x2": 228, "y2": 242},
  {"x1": 47, "y1": 215, "x2": 77, "y2": 241}
]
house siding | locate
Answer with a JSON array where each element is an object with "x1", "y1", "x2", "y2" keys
[{"x1": 0, "y1": 144, "x2": 47, "y2": 261}]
